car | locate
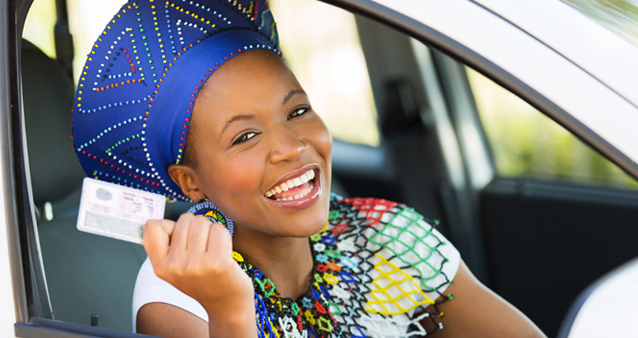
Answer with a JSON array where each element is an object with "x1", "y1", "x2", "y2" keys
[{"x1": 2, "y1": 0, "x2": 638, "y2": 337}]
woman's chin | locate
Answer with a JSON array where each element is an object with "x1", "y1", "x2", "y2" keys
[{"x1": 273, "y1": 204, "x2": 330, "y2": 238}]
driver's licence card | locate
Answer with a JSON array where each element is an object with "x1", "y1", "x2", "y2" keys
[{"x1": 76, "y1": 177, "x2": 166, "y2": 244}]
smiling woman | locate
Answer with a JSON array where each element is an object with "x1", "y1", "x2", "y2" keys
[{"x1": 64, "y1": 0, "x2": 547, "y2": 337}]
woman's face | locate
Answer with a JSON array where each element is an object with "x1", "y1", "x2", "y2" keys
[{"x1": 172, "y1": 49, "x2": 332, "y2": 239}]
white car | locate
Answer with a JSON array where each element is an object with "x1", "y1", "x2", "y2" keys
[{"x1": 1, "y1": 0, "x2": 637, "y2": 337}]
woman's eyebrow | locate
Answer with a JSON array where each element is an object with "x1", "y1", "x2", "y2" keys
[
  {"x1": 282, "y1": 89, "x2": 306, "y2": 104},
  {"x1": 218, "y1": 114, "x2": 255, "y2": 141}
]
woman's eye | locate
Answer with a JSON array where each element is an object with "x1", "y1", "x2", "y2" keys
[
  {"x1": 233, "y1": 132, "x2": 258, "y2": 145},
  {"x1": 288, "y1": 107, "x2": 310, "y2": 120}
]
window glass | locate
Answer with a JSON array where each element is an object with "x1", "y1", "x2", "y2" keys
[
  {"x1": 270, "y1": 0, "x2": 379, "y2": 146},
  {"x1": 467, "y1": 67, "x2": 638, "y2": 189},
  {"x1": 67, "y1": 0, "x2": 128, "y2": 82},
  {"x1": 22, "y1": 0, "x2": 56, "y2": 57},
  {"x1": 562, "y1": 0, "x2": 638, "y2": 47}
]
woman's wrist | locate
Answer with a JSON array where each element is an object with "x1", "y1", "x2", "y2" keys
[{"x1": 205, "y1": 299, "x2": 257, "y2": 338}]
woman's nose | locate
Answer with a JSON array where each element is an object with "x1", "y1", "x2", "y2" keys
[{"x1": 268, "y1": 127, "x2": 310, "y2": 164}]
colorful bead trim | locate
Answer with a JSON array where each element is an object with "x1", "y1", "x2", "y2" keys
[{"x1": 187, "y1": 200, "x2": 235, "y2": 236}]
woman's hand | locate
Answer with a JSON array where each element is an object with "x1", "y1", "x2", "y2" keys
[{"x1": 143, "y1": 213, "x2": 257, "y2": 337}]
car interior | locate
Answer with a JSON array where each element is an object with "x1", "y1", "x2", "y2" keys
[{"x1": 13, "y1": 0, "x2": 638, "y2": 337}]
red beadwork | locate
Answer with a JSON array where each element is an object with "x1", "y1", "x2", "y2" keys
[
  {"x1": 314, "y1": 301, "x2": 326, "y2": 314},
  {"x1": 333, "y1": 223, "x2": 347, "y2": 234}
]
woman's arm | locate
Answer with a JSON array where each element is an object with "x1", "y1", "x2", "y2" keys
[
  {"x1": 137, "y1": 303, "x2": 208, "y2": 337},
  {"x1": 141, "y1": 214, "x2": 257, "y2": 338},
  {"x1": 422, "y1": 260, "x2": 546, "y2": 338}
]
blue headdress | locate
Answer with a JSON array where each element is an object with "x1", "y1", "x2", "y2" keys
[{"x1": 72, "y1": 0, "x2": 280, "y2": 201}]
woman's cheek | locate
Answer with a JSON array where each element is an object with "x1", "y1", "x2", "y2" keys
[
  {"x1": 310, "y1": 116, "x2": 333, "y2": 164},
  {"x1": 205, "y1": 150, "x2": 261, "y2": 199},
  {"x1": 230, "y1": 157, "x2": 260, "y2": 191}
]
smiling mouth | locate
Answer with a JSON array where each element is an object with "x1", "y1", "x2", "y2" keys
[{"x1": 265, "y1": 169, "x2": 316, "y2": 201}]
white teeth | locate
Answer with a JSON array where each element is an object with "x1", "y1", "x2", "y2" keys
[
  {"x1": 273, "y1": 182, "x2": 314, "y2": 201},
  {"x1": 265, "y1": 169, "x2": 317, "y2": 198},
  {"x1": 301, "y1": 173, "x2": 309, "y2": 183}
]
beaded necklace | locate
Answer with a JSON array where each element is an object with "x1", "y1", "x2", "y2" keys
[
  {"x1": 220, "y1": 195, "x2": 454, "y2": 338},
  {"x1": 233, "y1": 236, "x2": 345, "y2": 338}
]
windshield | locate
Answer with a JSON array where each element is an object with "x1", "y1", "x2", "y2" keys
[{"x1": 562, "y1": 0, "x2": 638, "y2": 47}]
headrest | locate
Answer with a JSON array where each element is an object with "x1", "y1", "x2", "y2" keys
[{"x1": 22, "y1": 40, "x2": 86, "y2": 206}]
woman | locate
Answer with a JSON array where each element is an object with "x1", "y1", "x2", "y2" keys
[{"x1": 72, "y1": 1, "x2": 546, "y2": 337}]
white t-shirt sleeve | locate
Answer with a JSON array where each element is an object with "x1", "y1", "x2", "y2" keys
[{"x1": 132, "y1": 258, "x2": 209, "y2": 331}]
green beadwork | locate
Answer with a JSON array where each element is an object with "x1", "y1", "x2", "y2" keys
[{"x1": 369, "y1": 207, "x2": 442, "y2": 291}]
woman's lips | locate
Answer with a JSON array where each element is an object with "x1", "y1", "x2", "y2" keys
[
  {"x1": 265, "y1": 164, "x2": 318, "y2": 195},
  {"x1": 265, "y1": 169, "x2": 321, "y2": 210},
  {"x1": 265, "y1": 169, "x2": 315, "y2": 201}
]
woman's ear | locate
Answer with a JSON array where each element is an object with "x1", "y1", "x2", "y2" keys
[{"x1": 168, "y1": 164, "x2": 204, "y2": 202}]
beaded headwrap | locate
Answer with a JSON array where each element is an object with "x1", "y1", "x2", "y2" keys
[{"x1": 72, "y1": 0, "x2": 280, "y2": 201}]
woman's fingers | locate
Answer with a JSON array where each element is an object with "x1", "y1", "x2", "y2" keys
[
  {"x1": 143, "y1": 218, "x2": 176, "y2": 262},
  {"x1": 206, "y1": 221, "x2": 232, "y2": 255},
  {"x1": 187, "y1": 215, "x2": 213, "y2": 253},
  {"x1": 144, "y1": 214, "x2": 231, "y2": 277},
  {"x1": 143, "y1": 213, "x2": 255, "y2": 317},
  {"x1": 168, "y1": 213, "x2": 193, "y2": 251}
]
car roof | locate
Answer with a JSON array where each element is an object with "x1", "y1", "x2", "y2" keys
[{"x1": 472, "y1": 0, "x2": 638, "y2": 109}]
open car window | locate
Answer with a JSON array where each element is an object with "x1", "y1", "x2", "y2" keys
[
  {"x1": 467, "y1": 67, "x2": 638, "y2": 190},
  {"x1": 13, "y1": 0, "x2": 638, "y2": 337}
]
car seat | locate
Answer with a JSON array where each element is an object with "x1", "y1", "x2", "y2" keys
[{"x1": 22, "y1": 39, "x2": 147, "y2": 332}]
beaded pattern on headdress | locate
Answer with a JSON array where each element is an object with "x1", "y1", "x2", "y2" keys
[
  {"x1": 72, "y1": 0, "x2": 280, "y2": 201},
  {"x1": 187, "y1": 200, "x2": 234, "y2": 236},
  {"x1": 226, "y1": 194, "x2": 454, "y2": 337}
]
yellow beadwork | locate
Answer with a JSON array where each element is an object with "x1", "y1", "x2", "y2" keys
[
  {"x1": 304, "y1": 310, "x2": 316, "y2": 325},
  {"x1": 364, "y1": 254, "x2": 434, "y2": 315},
  {"x1": 323, "y1": 273, "x2": 338, "y2": 285},
  {"x1": 232, "y1": 251, "x2": 244, "y2": 262},
  {"x1": 204, "y1": 210, "x2": 219, "y2": 221},
  {"x1": 266, "y1": 317, "x2": 281, "y2": 338}
]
